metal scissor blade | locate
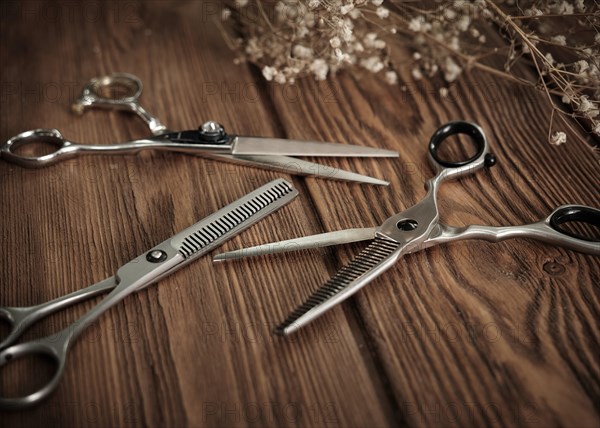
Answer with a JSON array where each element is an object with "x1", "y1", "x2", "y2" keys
[
  {"x1": 233, "y1": 136, "x2": 399, "y2": 157},
  {"x1": 213, "y1": 227, "x2": 379, "y2": 262},
  {"x1": 170, "y1": 179, "x2": 298, "y2": 262},
  {"x1": 275, "y1": 238, "x2": 404, "y2": 336},
  {"x1": 217, "y1": 154, "x2": 389, "y2": 185},
  {"x1": 244, "y1": 154, "x2": 390, "y2": 185},
  {"x1": 72, "y1": 179, "x2": 299, "y2": 322}
]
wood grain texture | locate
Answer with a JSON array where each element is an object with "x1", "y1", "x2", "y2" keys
[{"x1": 1, "y1": 1, "x2": 598, "y2": 427}]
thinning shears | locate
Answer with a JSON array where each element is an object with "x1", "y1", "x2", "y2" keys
[
  {"x1": 0, "y1": 179, "x2": 298, "y2": 409},
  {"x1": 214, "y1": 122, "x2": 600, "y2": 335},
  {"x1": 0, "y1": 73, "x2": 397, "y2": 185}
]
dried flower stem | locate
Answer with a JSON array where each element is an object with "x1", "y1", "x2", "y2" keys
[{"x1": 221, "y1": 0, "x2": 599, "y2": 144}]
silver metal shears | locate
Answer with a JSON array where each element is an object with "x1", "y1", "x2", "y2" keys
[
  {"x1": 214, "y1": 122, "x2": 600, "y2": 335},
  {"x1": 0, "y1": 73, "x2": 397, "y2": 185},
  {"x1": 0, "y1": 179, "x2": 298, "y2": 409}
]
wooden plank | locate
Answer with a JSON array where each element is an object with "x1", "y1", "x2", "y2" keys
[
  {"x1": 0, "y1": 2, "x2": 390, "y2": 427},
  {"x1": 266, "y1": 26, "x2": 600, "y2": 428},
  {"x1": 1, "y1": 1, "x2": 598, "y2": 427}
]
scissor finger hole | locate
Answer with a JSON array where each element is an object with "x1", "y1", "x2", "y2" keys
[
  {"x1": 432, "y1": 134, "x2": 479, "y2": 166},
  {"x1": 0, "y1": 352, "x2": 58, "y2": 399},
  {"x1": 10, "y1": 135, "x2": 64, "y2": 158},
  {"x1": 550, "y1": 208, "x2": 600, "y2": 242},
  {"x1": 428, "y1": 121, "x2": 488, "y2": 168},
  {"x1": 558, "y1": 222, "x2": 600, "y2": 241},
  {"x1": 91, "y1": 75, "x2": 141, "y2": 101}
]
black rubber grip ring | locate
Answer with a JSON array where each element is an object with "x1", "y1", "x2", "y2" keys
[
  {"x1": 549, "y1": 205, "x2": 600, "y2": 242},
  {"x1": 428, "y1": 121, "x2": 486, "y2": 168}
]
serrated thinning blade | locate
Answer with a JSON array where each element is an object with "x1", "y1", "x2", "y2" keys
[
  {"x1": 275, "y1": 237, "x2": 402, "y2": 336},
  {"x1": 170, "y1": 179, "x2": 298, "y2": 261}
]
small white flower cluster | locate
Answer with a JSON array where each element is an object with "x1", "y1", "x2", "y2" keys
[
  {"x1": 223, "y1": 0, "x2": 394, "y2": 84},
  {"x1": 550, "y1": 131, "x2": 567, "y2": 146},
  {"x1": 406, "y1": 1, "x2": 489, "y2": 83},
  {"x1": 401, "y1": 0, "x2": 599, "y2": 139},
  {"x1": 222, "y1": 0, "x2": 599, "y2": 140},
  {"x1": 518, "y1": 1, "x2": 600, "y2": 137}
]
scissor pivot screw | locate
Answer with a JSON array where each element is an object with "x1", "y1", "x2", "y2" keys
[
  {"x1": 199, "y1": 121, "x2": 226, "y2": 142},
  {"x1": 146, "y1": 250, "x2": 167, "y2": 263},
  {"x1": 397, "y1": 219, "x2": 418, "y2": 231}
]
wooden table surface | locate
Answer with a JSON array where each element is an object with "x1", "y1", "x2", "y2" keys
[{"x1": 1, "y1": 1, "x2": 598, "y2": 427}]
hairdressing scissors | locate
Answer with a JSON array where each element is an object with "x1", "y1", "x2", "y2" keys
[
  {"x1": 0, "y1": 179, "x2": 298, "y2": 409},
  {"x1": 214, "y1": 122, "x2": 600, "y2": 335},
  {"x1": 0, "y1": 73, "x2": 397, "y2": 185}
]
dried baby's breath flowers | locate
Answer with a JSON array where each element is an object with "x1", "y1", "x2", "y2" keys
[
  {"x1": 550, "y1": 131, "x2": 567, "y2": 145},
  {"x1": 220, "y1": 0, "x2": 392, "y2": 84},
  {"x1": 220, "y1": 1, "x2": 600, "y2": 143}
]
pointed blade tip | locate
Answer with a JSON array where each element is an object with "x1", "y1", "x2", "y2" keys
[
  {"x1": 212, "y1": 252, "x2": 241, "y2": 262},
  {"x1": 348, "y1": 177, "x2": 389, "y2": 186},
  {"x1": 367, "y1": 178, "x2": 389, "y2": 186},
  {"x1": 324, "y1": 171, "x2": 390, "y2": 186}
]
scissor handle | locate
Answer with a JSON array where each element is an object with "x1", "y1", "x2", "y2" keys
[
  {"x1": 0, "y1": 129, "x2": 78, "y2": 168},
  {"x1": 0, "y1": 278, "x2": 116, "y2": 350},
  {"x1": 72, "y1": 73, "x2": 167, "y2": 135},
  {"x1": 1, "y1": 127, "x2": 235, "y2": 168},
  {"x1": 427, "y1": 121, "x2": 496, "y2": 180},
  {"x1": 0, "y1": 306, "x2": 36, "y2": 351},
  {"x1": 431, "y1": 204, "x2": 600, "y2": 256},
  {"x1": 72, "y1": 72, "x2": 143, "y2": 112},
  {"x1": 0, "y1": 331, "x2": 69, "y2": 410}
]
